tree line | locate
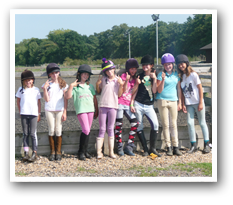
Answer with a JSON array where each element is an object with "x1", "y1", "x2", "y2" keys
[{"x1": 15, "y1": 14, "x2": 212, "y2": 66}]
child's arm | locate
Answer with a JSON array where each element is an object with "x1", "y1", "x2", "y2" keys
[
  {"x1": 117, "y1": 76, "x2": 124, "y2": 97},
  {"x1": 62, "y1": 91, "x2": 68, "y2": 122},
  {"x1": 96, "y1": 75, "x2": 102, "y2": 94},
  {"x1": 181, "y1": 92, "x2": 187, "y2": 113},
  {"x1": 157, "y1": 72, "x2": 165, "y2": 93},
  {"x1": 131, "y1": 76, "x2": 140, "y2": 96},
  {"x1": 93, "y1": 95, "x2": 98, "y2": 119},
  {"x1": 123, "y1": 72, "x2": 130, "y2": 93},
  {"x1": 177, "y1": 81, "x2": 182, "y2": 111},
  {"x1": 17, "y1": 97, "x2": 21, "y2": 115},
  {"x1": 197, "y1": 84, "x2": 204, "y2": 111},
  {"x1": 37, "y1": 99, "x2": 41, "y2": 122},
  {"x1": 65, "y1": 80, "x2": 80, "y2": 99},
  {"x1": 150, "y1": 70, "x2": 157, "y2": 94},
  {"x1": 42, "y1": 79, "x2": 50, "y2": 102}
]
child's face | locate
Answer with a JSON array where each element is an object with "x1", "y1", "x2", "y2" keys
[
  {"x1": 49, "y1": 71, "x2": 60, "y2": 80},
  {"x1": 163, "y1": 63, "x2": 173, "y2": 73},
  {"x1": 23, "y1": 79, "x2": 33, "y2": 88},
  {"x1": 178, "y1": 62, "x2": 187, "y2": 72},
  {"x1": 129, "y1": 67, "x2": 137, "y2": 77},
  {"x1": 80, "y1": 72, "x2": 90, "y2": 82},
  {"x1": 106, "y1": 68, "x2": 115, "y2": 78},
  {"x1": 142, "y1": 64, "x2": 153, "y2": 72}
]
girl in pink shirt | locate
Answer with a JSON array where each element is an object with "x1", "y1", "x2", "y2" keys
[
  {"x1": 115, "y1": 58, "x2": 139, "y2": 156},
  {"x1": 96, "y1": 58, "x2": 124, "y2": 159}
]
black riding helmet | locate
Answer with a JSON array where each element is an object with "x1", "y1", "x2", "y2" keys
[
  {"x1": 141, "y1": 54, "x2": 154, "y2": 65},
  {"x1": 46, "y1": 63, "x2": 60, "y2": 78},
  {"x1": 176, "y1": 54, "x2": 189, "y2": 67},
  {"x1": 76, "y1": 64, "x2": 93, "y2": 82},
  {"x1": 21, "y1": 69, "x2": 35, "y2": 89}
]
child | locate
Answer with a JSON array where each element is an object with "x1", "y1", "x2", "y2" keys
[
  {"x1": 96, "y1": 58, "x2": 124, "y2": 159},
  {"x1": 65, "y1": 64, "x2": 98, "y2": 161},
  {"x1": 176, "y1": 54, "x2": 210, "y2": 154},
  {"x1": 16, "y1": 69, "x2": 41, "y2": 162},
  {"x1": 42, "y1": 63, "x2": 68, "y2": 161},
  {"x1": 115, "y1": 58, "x2": 139, "y2": 156},
  {"x1": 156, "y1": 53, "x2": 182, "y2": 156},
  {"x1": 130, "y1": 54, "x2": 161, "y2": 157}
]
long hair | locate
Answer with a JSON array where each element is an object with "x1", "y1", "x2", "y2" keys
[
  {"x1": 58, "y1": 76, "x2": 67, "y2": 89},
  {"x1": 178, "y1": 64, "x2": 198, "y2": 81}
]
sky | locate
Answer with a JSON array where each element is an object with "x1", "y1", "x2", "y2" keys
[{"x1": 14, "y1": 13, "x2": 194, "y2": 44}]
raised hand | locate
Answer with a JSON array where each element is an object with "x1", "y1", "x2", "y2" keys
[
  {"x1": 71, "y1": 79, "x2": 80, "y2": 87},
  {"x1": 96, "y1": 75, "x2": 102, "y2": 86},
  {"x1": 43, "y1": 79, "x2": 51, "y2": 89},
  {"x1": 117, "y1": 75, "x2": 124, "y2": 86},
  {"x1": 150, "y1": 70, "x2": 157, "y2": 79},
  {"x1": 135, "y1": 76, "x2": 141, "y2": 85},
  {"x1": 126, "y1": 72, "x2": 130, "y2": 81},
  {"x1": 162, "y1": 72, "x2": 166, "y2": 80}
]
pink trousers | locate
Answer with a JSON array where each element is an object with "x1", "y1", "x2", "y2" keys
[{"x1": 77, "y1": 112, "x2": 94, "y2": 135}]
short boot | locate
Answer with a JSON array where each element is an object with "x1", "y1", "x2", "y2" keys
[
  {"x1": 173, "y1": 147, "x2": 182, "y2": 156},
  {"x1": 149, "y1": 130, "x2": 161, "y2": 157},
  {"x1": 78, "y1": 132, "x2": 86, "y2": 161},
  {"x1": 84, "y1": 134, "x2": 92, "y2": 159},
  {"x1": 22, "y1": 152, "x2": 30, "y2": 162},
  {"x1": 28, "y1": 151, "x2": 37, "y2": 162},
  {"x1": 124, "y1": 143, "x2": 136, "y2": 156},
  {"x1": 108, "y1": 137, "x2": 116, "y2": 159},
  {"x1": 137, "y1": 130, "x2": 149, "y2": 156},
  {"x1": 48, "y1": 136, "x2": 55, "y2": 161},
  {"x1": 187, "y1": 142, "x2": 197, "y2": 154},
  {"x1": 166, "y1": 147, "x2": 173, "y2": 156},
  {"x1": 117, "y1": 143, "x2": 124, "y2": 156},
  {"x1": 96, "y1": 137, "x2": 104, "y2": 159},
  {"x1": 203, "y1": 141, "x2": 210, "y2": 154},
  {"x1": 55, "y1": 136, "x2": 62, "y2": 161}
]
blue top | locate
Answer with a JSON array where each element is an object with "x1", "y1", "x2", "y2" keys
[{"x1": 156, "y1": 71, "x2": 180, "y2": 101}]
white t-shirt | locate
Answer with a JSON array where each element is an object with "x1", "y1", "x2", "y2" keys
[
  {"x1": 16, "y1": 86, "x2": 41, "y2": 116},
  {"x1": 181, "y1": 72, "x2": 201, "y2": 105},
  {"x1": 42, "y1": 82, "x2": 68, "y2": 111}
]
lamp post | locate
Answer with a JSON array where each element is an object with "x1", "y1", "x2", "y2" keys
[
  {"x1": 125, "y1": 30, "x2": 131, "y2": 59},
  {"x1": 151, "y1": 14, "x2": 159, "y2": 65}
]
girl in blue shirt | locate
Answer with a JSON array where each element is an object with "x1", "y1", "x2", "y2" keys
[{"x1": 156, "y1": 53, "x2": 182, "y2": 156}]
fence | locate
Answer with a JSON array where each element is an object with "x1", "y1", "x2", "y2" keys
[{"x1": 15, "y1": 66, "x2": 212, "y2": 157}]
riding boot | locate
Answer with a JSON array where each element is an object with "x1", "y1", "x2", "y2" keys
[
  {"x1": 48, "y1": 135, "x2": 55, "y2": 161},
  {"x1": 108, "y1": 137, "x2": 116, "y2": 159},
  {"x1": 166, "y1": 147, "x2": 173, "y2": 156},
  {"x1": 187, "y1": 142, "x2": 197, "y2": 154},
  {"x1": 28, "y1": 151, "x2": 37, "y2": 162},
  {"x1": 173, "y1": 147, "x2": 182, "y2": 156},
  {"x1": 137, "y1": 130, "x2": 149, "y2": 156},
  {"x1": 124, "y1": 142, "x2": 136, "y2": 156},
  {"x1": 22, "y1": 152, "x2": 30, "y2": 162},
  {"x1": 149, "y1": 130, "x2": 161, "y2": 157},
  {"x1": 55, "y1": 136, "x2": 62, "y2": 161},
  {"x1": 84, "y1": 134, "x2": 92, "y2": 159},
  {"x1": 96, "y1": 137, "x2": 104, "y2": 159},
  {"x1": 78, "y1": 132, "x2": 86, "y2": 161},
  {"x1": 203, "y1": 141, "x2": 210, "y2": 154}
]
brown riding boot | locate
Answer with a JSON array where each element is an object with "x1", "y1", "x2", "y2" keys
[
  {"x1": 55, "y1": 136, "x2": 62, "y2": 161},
  {"x1": 48, "y1": 136, "x2": 55, "y2": 161}
]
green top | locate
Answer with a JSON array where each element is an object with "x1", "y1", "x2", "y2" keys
[{"x1": 72, "y1": 83, "x2": 96, "y2": 115}]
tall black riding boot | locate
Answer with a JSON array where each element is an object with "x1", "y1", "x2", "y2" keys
[
  {"x1": 137, "y1": 130, "x2": 149, "y2": 156},
  {"x1": 84, "y1": 133, "x2": 92, "y2": 159},
  {"x1": 78, "y1": 132, "x2": 86, "y2": 161},
  {"x1": 149, "y1": 130, "x2": 161, "y2": 157}
]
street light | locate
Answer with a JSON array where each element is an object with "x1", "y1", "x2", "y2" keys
[
  {"x1": 125, "y1": 29, "x2": 131, "y2": 59},
  {"x1": 151, "y1": 14, "x2": 159, "y2": 65}
]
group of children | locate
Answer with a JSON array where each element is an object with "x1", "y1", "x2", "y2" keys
[{"x1": 16, "y1": 54, "x2": 211, "y2": 162}]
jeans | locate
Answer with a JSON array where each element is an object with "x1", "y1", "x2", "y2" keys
[
  {"x1": 116, "y1": 104, "x2": 137, "y2": 120},
  {"x1": 21, "y1": 115, "x2": 38, "y2": 152},
  {"x1": 186, "y1": 102, "x2": 209, "y2": 143},
  {"x1": 134, "y1": 101, "x2": 159, "y2": 131}
]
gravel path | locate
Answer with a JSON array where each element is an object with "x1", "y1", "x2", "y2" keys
[{"x1": 15, "y1": 149, "x2": 212, "y2": 178}]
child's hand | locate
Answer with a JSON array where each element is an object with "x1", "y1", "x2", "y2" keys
[
  {"x1": 182, "y1": 105, "x2": 187, "y2": 113},
  {"x1": 130, "y1": 105, "x2": 136, "y2": 113},
  {"x1": 198, "y1": 102, "x2": 203, "y2": 111},
  {"x1": 43, "y1": 79, "x2": 51, "y2": 89},
  {"x1": 162, "y1": 72, "x2": 166, "y2": 80},
  {"x1": 61, "y1": 112, "x2": 67, "y2": 121},
  {"x1": 96, "y1": 75, "x2": 102, "y2": 86},
  {"x1": 150, "y1": 70, "x2": 157, "y2": 79},
  {"x1": 177, "y1": 103, "x2": 182, "y2": 111},
  {"x1": 136, "y1": 76, "x2": 141, "y2": 85},
  {"x1": 37, "y1": 115, "x2": 41, "y2": 122},
  {"x1": 117, "y1": 76, "x2": 124, "y2": 86},
  {"x1": 94, "y1": 109, "x2": 99, "y2": 119},
  {"x1": 126, "y1": 72, "x2": 130, "y2": 81},
  {"x1": 71, "y1": 79, "x2": 80, "y2": 87}
]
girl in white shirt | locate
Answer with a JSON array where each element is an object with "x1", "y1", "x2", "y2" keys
[
  {"x1": 42, "y1": 63, "x2": 68, "y2": 161},
  {"x1": 176, "y1": 54, "x2": 210, "y2": 154},
  {"x1": 16, "y1": 69, "x2": 41, "y2": 162}
]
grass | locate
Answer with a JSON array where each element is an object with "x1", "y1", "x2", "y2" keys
[
  {"x1": 15, "y1": 172, "x2": 28, "y2": 176},
  {"x1": 76, "y1": 166, "x2": 98, "y2": 174},
  {"x1": 124, "y1": 162, "x2": 212, "y2": 177}
]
